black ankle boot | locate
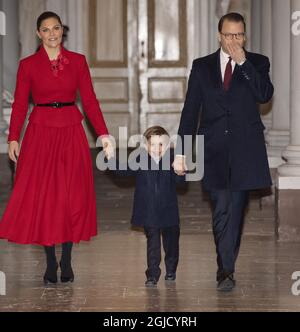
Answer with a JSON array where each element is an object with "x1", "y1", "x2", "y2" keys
[
  {"x1": 60, "y1": 242, "x2": 74, "y2": 283},
  {"x1": 44, "y1": 245, "x2": 58, "y2": 284}
]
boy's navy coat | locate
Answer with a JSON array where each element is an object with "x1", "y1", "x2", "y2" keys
[
  {"x1": 177, "y1": 49, "x2": 274, "y2": 191},
  {"x1": 113, "y1": 148, "x2": 184, "y2": 228}
]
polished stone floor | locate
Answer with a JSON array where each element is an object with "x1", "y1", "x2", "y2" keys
[{"x1": 1, "y1": 152, "x2": 300, "y2": 312}]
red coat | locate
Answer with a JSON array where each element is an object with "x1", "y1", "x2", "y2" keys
[
  {"x1": 0, "y1": 45, "x2": 108, "y2": 245},
  {"x1": 9, "y1": 45, "x2": 108, "y2": 142}
]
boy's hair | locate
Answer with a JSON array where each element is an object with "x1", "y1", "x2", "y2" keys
[
  {"x1": 143, "y1": 126, "x2": 169, "y2": 141},
  {"x1": 218, "y1": 12, "x2": 246, "y2": 32}
]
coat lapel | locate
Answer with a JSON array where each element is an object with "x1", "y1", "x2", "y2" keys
[
  {"x1": 208, "y1": 49, "x2": 223, "y2": 89},
  {"x1": 37, "y1": 44, "x2": 50, "y2": 63}
]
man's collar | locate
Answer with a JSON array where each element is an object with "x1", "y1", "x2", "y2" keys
[{"x1": 220, "y1": 47, "x2": 231, "y2": 61}]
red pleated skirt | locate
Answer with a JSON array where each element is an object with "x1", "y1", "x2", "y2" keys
[{"x1": 0, "y1": 122, "x2": 98, "y2": 246}]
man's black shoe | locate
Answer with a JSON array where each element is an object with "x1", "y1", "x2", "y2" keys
[
  {"x1": 217, "y1": 274, "x2": 236, "y2": 292},
  {"x1": 165, "y1": 273, "x2": 176, "y2": 281}
]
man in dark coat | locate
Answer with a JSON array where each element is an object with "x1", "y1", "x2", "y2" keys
[{"x1": 174, "y1": 13, "x2": 274, "y2": 291}]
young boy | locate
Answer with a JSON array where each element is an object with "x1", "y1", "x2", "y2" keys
[{"x1": 111, "y1": 126, "x2": 184, "y2": 286}]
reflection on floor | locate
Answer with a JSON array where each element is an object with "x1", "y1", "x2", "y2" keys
[{"x1": 1, "y1": 152, "x2": 300, "y2": 312}]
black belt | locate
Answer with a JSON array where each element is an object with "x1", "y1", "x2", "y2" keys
[{"x1": 35, "y1": 102, "x2": 75, "y2": 108}]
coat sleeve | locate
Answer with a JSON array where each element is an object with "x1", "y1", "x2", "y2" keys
[
  {"x1": 174, "y1": 171, "x2": 186, "y2": 187},
  {"x1": 8, "y1": 60, "x2": 31, "y2": 143},
  {"x1": 238, "y1": 56, "x2": 274, "y2": 104},
  {"x1": 171, "y1": 151, "x2": 187, "y2": 186},
  {"x1": 176, "y1": 61, "x2": 203, "y2": 155},
  {"x1": 78, "y1": 55, "x2": 109, "y2": 137}
]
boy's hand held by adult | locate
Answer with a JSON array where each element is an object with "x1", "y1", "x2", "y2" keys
[
  {"x1": 101, "y1": 136, "x2": 115, "y2": 160},
  {"x1": 173, "y1": 155, "x2": 187, "y2": 176}
]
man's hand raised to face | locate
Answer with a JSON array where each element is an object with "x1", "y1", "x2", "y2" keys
[{"x1": 225, "y1": 40, "x2": 246, "y2": 65}]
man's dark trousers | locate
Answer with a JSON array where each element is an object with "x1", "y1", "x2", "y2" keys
[{"x1": 209, "y1": 189, "x2": 249, "y2": 281}]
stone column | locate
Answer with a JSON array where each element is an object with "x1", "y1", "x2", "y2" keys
[
  {"x1": 251, "y1": 0, "x2": 261, "y2": 53},
  {"x1": 266, "y1": 0, "x2": 290, "y2": 169},
  {"x1": 276, "y1": 0, "x2": 300, "y2": 241},
  {"x1": 2, "y1": 0, "x2": 19, "y2": 142},
  {"x1": 197, "y1": 0, "x2": 210, "y2": 57},
  {"x1": 66, "y1": 0, "x2": 84, "y2": 53},
  {"x1": 0, "y1": 0, "x2": 8, "y2": 153},
  {"x1": 260, "y1": 0, "x2": 272, "y2": 62},
  {"x1": 259, "y1": 0, "x2": 273, "y2": 131},
  {"x1": 19, "y1": 0, "x2": 45, "y2": 58},
  {"x1": 45, "y1": 0, "x2": 67, "y2": 23},
  {"x1": 209, "y1": 0, "x2": 219, "y2": 53},
  {"x1": 3, "y1": 0, "x2": 19, "y2": 94}
]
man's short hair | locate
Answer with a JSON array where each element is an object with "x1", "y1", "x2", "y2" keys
[
  {"x1": 143, "y1": 126, "x2": 169, "y2": 141},
  {"x1": 218, "y1": 12, "x2": 246, "y2": 32}
]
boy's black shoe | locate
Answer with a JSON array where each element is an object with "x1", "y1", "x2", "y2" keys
[
  {"x1": 145, "y1": 278, "x2": 157, "y2": 287},
  {"x1": 165, "y1": 273, "x2": 176, "y2": 281}
]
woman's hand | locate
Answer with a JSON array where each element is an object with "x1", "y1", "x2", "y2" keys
[
  {"x1": 101, "y1": 136, "x2": 115, "y2": 160},
  {"x1": 8, "y1": 141, "x2": 20, "y2": 163}
]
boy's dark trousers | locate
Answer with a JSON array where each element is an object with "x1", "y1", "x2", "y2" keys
[{"x1": 144, "y1": 225, "x2": 180, "y2": 281}]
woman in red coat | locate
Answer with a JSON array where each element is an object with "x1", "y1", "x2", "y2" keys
[{"x1": 0, "y1": 12, "x2": 113, "y2": 284}]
